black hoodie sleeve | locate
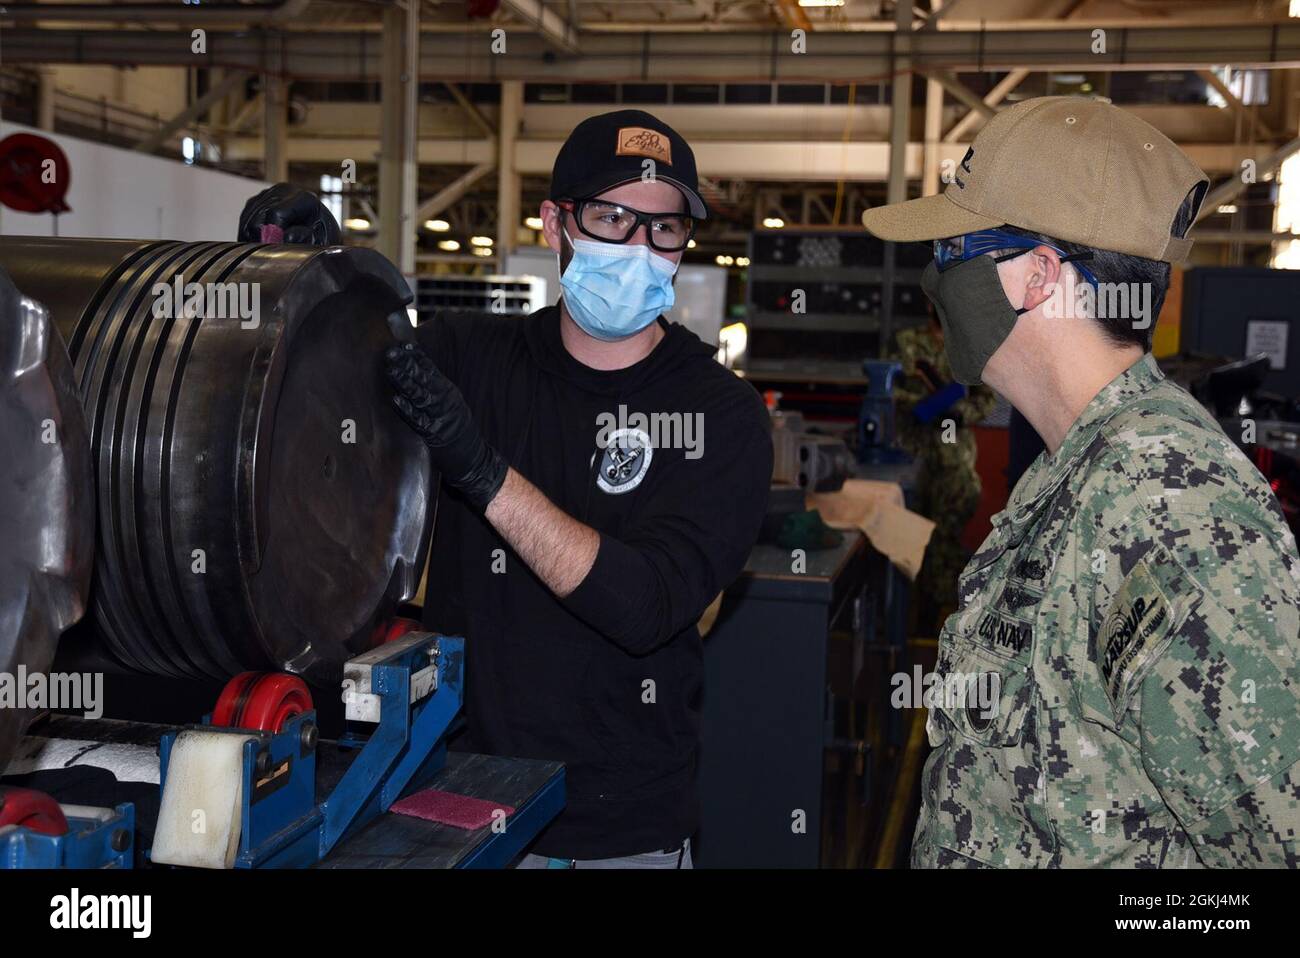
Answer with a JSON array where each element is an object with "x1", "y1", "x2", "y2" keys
[
  {"x1": 412, "y1": 312, "x2": 466, "y2": 384},
  {"x1": 560, "y1": 408, "x2": 773, "y2": 656}
]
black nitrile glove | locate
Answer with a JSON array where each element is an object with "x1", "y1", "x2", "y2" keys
[
  {"x1": 238, "y1": 183, "x2": 341, "y2": 246},
  {"x1": 384, "y1": 342, "x2": 508, "y2": 511}
]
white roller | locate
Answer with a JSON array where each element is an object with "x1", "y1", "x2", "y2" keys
[{"x1": 150, "y1": 729, "x2": 256, "y2": 870}]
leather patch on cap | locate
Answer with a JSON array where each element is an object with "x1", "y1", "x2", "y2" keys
[{"x1": 615, "y1": 126, "x2": 672, "y2": 164}]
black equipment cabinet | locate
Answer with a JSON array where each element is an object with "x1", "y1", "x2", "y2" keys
[
  {"x1": 1181, "y1": 266, "x2": 1300, "y2": 399},
  {"x1": 695, "y1": 532, "x2": 886, "y2": 868}
]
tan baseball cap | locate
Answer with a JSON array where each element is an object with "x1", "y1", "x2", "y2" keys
[{"x1": 861, "y1": 96, "x2": 1208, "y2": 263}]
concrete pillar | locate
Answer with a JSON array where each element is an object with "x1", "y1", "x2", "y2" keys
[
  {"x1": 886, "y1": 1, "x2": 913, "y2": 206},
  {"x1": 35, "y1": 67, "x2": 57, "y2": 131},
  {"x1": 882, "y1": 1, "x2": 915, "y2": 351},
  {"x1": 262, "y1": 75, "x2": 288, "y2": 183},
  {"x1": 378, "y1": 0, "x2": 419, "y2": 279},
  {"x1": 922, "y1": 76, "x2": 944, "y2": 197},
  {"x1": 496, "y1": 81, "x2": 523, "y2": 259}
]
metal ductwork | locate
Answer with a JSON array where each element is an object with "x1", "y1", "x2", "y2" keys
[
  {"x1": 0, "y1": 237, "x2": 433, "y2": 692},
  {"x1": 0, "y1": 0, "x2": 312, "y2": 24}
]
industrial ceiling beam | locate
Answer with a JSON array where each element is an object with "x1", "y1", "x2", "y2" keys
[
  {"x1": 772, "y1": 0, "x2": 813, "y2": 33},
  {"x1": 220, "y1": 135, "x2": 1260, "y2": 179},
  {"x1": 1197, "y1": 69, "x2": 1278, "y2": 142},
  {"x1": 939, "y1": 0, "x2": 1085, "y2": 143},
  {"x1": 226, "y1": 91, "x2": 263, "y2": 134},
  {"x1": 1186, "y1": 228, "x2": 1300, "y2": 243},
  {"x1": 6, "y1": 25, "x2": 1300, "y2": 79},
  {"x1": 0, "y1": 0, "x2": 310, "y2": 22},
  {"x1": 500, "y1": 0, "x2": 579, "y2": 53},
  {"x1": 943, "y1": 68, "x2": 1025, "y2": 142},
  {"x1": 414, "y1": 163, "x2": 496, "y2": 221},
  {"x1": 923, "y1": 70, "x2": 995, "y2": 120},
  {"x1": 1195, "y1": 136, "x2": 1300, "y2": 223},
  {"x1": 134, "y1": 69, "x2": 249, "y2": 152},
  {"x1": 918, "y1": 0, "x2": 967, "y2": 31},
  {"x1": 443, "y1": 83, "x2": 497, "y2": 141}
]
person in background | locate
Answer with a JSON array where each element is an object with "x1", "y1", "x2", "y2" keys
[{"x1": 892, "y1": 302, "x2": 997, "y2": 635}]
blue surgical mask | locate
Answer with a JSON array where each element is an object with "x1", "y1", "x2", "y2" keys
[{"x1": 559, "y1": 230, "x2": 677, "y2": 341}]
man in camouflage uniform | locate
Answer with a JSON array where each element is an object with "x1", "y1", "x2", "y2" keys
[
  {"x1": 863, "y1": 96, "x2": 1300, "y2": 867},
  {"x1": 893, "y1": 311, "x2": 997, "y2": 632}
]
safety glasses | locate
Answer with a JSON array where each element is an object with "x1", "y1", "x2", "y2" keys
[
  {"x1": 933, "y1": 229, "x2": 1100, "y2": 289},
  {"x1": 558, "y1": 198, "x2": 696, "y2": 253}
]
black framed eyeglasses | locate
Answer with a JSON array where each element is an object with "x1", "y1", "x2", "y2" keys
[{"x1": 558, "y1": 198, "x2": 696, "y2": 253}]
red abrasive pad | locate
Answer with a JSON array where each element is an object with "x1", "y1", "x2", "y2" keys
[{"x1": 389, "y1": 789, "x2": 515, "y2": 830}]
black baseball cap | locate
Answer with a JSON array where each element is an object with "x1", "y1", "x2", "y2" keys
[{"x1": 549, "y1": 110, "x2": 708, "y2": 219}]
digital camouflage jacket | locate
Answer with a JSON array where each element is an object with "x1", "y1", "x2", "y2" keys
[{"x1": 912, "y1": 354, "x2": 1300, "y2": 868}]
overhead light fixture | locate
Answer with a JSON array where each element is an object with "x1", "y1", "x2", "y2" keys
[
  {"x1": 762, "y1": 217, "x2": 785, "y2": 229},
  {"x1": 472, "y1": 246, "x2": 493, "y2": 257},
  {"x1": 343, "y1": 217, "x2": 371, "y2": 231},
  {"x1": 797, "y1": 0, "x2": 844, "y2": 6},
  {"x1": 524, "y1": 216, "x2": 544, "y2": 230},
  {"x1": 1217, "y1": 204, "x2": 1239, "y2": 215},
  {"x1": 425, "y1": 219, "x2": 450, "y2": 232},
  {"x1": 687, "y1": 239, "x2": 696, "y2": 249},
  {"x1": 736, "y1": 256, "x2": 750, "y2": 267},
  {"x1": 437, "y1": 239, "x2": 461, "y2": 251},
  {"x1": 470, "y1": 235, "x2": 494, "y2": 247}
]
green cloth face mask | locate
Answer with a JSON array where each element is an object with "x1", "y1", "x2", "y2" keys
[{"x1": 920, "y1": 254, "x2": 1028, "y2": 386}]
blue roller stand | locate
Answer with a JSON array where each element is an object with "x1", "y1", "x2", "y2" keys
[
  {"x1": 155, "y1": 631, "x2": 468, "y2": 869},
  {"x1": 0, "y1": 803, "x2": 135, "y2": 869}
]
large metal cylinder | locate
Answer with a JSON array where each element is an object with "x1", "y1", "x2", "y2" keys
[
  {"x1": 0, "y1": 266, "x2": 93, "y2": 769},
  {"x1": 0, "y1": 237, "x2": 433, "y2": 687}
]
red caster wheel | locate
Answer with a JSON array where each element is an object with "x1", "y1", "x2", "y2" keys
[
  {"x1": 212, "y1": 672, "x2": 313, "y2": 733},
  {"x1": 371, "y1": 616, "x2": 422, "y2": 646},
  {"x1": 0, "y1": 786, "x2": 68, "y2": 836}
]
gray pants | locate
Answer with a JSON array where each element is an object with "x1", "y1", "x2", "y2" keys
[{"x1": 517, "y1": 839, "x2": 693, "y2": 869}]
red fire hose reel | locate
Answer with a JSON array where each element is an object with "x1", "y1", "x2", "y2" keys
[{"x1": 0, "y1": 133, "x2": 71, "y2": 216}]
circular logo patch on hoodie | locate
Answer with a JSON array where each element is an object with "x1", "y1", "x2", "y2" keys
[{"x1": 595, "y1": 427, "x2": 653, "y2": 495}]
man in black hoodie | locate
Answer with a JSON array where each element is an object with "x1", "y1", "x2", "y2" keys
[{"x1": 385, "y1": 110, "x2": 773, "y2": 867}]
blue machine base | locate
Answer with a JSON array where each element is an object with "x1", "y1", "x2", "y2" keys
[
  {"x1": 155, "y1": 633, "x2": 468, "y2": 869},
  {"x1": 0, "y1": 803, "x2": 135, "y2": 869}
]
